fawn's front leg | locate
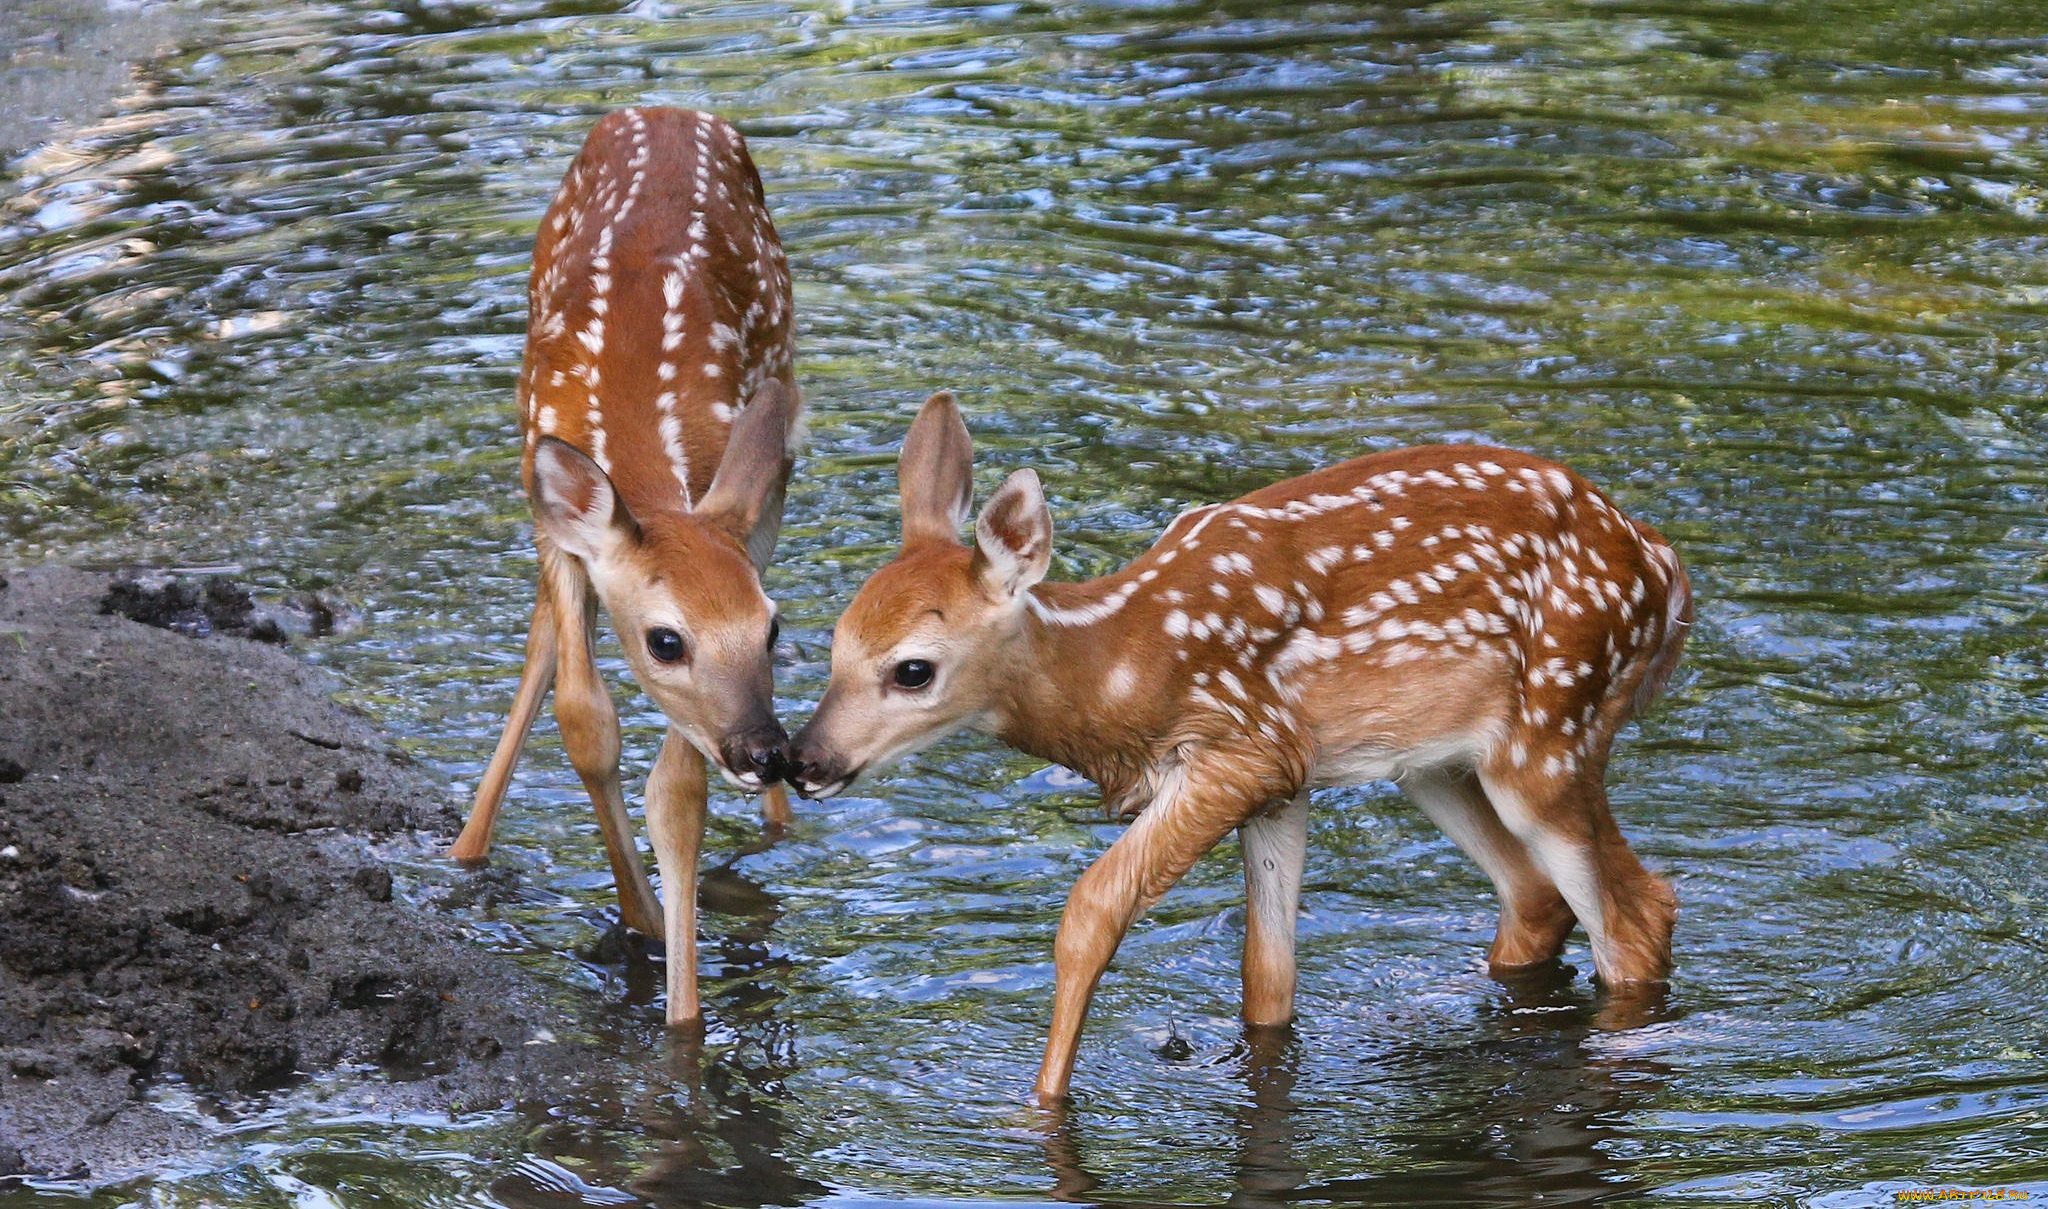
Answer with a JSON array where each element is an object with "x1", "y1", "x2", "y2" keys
[
  {"x1": 450, "y1": 588, "x2": 557, "y2": 865},
  {"x1": 646, "y1": 726, "x2": 709, "y2": 1026},
  {"x1": 547, "y1": 552, "x2": 666, "y2": 939},
  {"x1": 1239, "y1": 792, "x2": 1310, "y2": 1027},
  {"x1": 1039, "y1": 756, "x2": 1294, "y2": 1102}
]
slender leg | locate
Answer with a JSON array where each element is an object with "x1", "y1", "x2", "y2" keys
[
  {"x1": 547, "y1": 553, "x2": 666, "y2": 939},
  {"x1": 449, "y1": 590, "x2": 557, "y2": 865},
  {"x1": 1475, "y1": 761, "x2": 1674, "y2": 986},
  {"x1": 759, "y1": 782, "x2": 792, "y2": 831},
  {"x1": 646, "y1": 727, "x2": 709, "y2": 1027},
  {"x1": 1239, "y1": 793, "x2": 1309, "y2": 1026},
  {"x1": 1400, "y1": 767, "x2": 1576, "y2": 969},
  {"x1": 1038, "y1": 757, "x2": 1280, "y2": 1102}
]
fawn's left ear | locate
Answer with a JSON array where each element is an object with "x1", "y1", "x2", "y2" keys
[
  {"x1": 697, "y1": 380, "x2": 796, "y2": 544},
  {"x1": 971, "y1": 467, "x2": 1051, "y2": 600}
]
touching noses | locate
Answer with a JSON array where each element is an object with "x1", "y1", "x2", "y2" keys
[
  {"x1": 781, "y1": 721, "x2": 849, "y2": 800},
  {"x1": 719, "y1": 719, "x2": 790, "y2": 787}
]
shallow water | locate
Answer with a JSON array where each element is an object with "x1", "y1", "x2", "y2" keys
[{"x1": 2, "y1": 0, "x2": 2046, "y2": 1204}]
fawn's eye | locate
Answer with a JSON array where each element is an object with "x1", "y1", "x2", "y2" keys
[
  {"x1": 892, "y1": 659, "x2": 935, "y2": 690},
  {"x1": 766, "y1": 617, "x2": 781, "y2": 652},
  {"x1": 647, "y1": 627, "x2": 688, "y2": 664}
]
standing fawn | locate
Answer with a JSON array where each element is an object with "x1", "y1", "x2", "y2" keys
[
  {"x1": 787, "y1": 393, "x2": 1690, "y2": 1099},
  {"x1": 448, "y1": 107, "x2": 801, "y2": 1026}
]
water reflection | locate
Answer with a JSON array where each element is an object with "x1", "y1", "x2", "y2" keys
[
  {"x1": 497, "y1": 857, "x2": 822, "y2": 1209},
  {"x1": 1039, "y1": 966, "x2": 1669, "y2": 1209}
]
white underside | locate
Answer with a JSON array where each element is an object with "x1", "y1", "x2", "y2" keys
[{"x1": 1306, "y1": 725, "x2": 1501, "y2": 790}]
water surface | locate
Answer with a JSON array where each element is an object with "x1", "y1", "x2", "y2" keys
[{"x1": 1, "y1": 0, "x2": 2045, "y2": 1204}]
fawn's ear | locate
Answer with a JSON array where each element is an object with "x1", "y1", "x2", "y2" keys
[
  {"x1": 971, "y1": 468, "x2": 1052, "y2": 600},
  {"x1": 697, "y1": 380, "x2": 797, "y2": 544},
  {"x1": 898, "y1": 391, "x2": 974, "y2": 547},
  {"x1": 532, "y1": 436, "x2": 641, "y2": 565}
]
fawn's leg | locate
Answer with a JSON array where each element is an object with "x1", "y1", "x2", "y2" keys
[
  {"x1": 646, "y1": 727, "x2": 709, "y2": 1026},
  {"x1": 759, "y1": 782, "x2": 793, "y2": 831},
  {"x1": 1039, "y1": 754, "x2": 1286, "y2": 1102},
  {"x1": 1475, "y1": 761, "x2": 1674, "y2": 985},
  {"x1": 1401, "y1": 766, "x2": 1576, "y2": 969},
  {"x1": 547, "y1": 553, "x2": 666, "y2": 938},
  {"x1": 1239, "y1": 793, "x2": 1310, "y2": 1026},
  {"x1": 450, "y1": 589, "x2": 556, "y2": 865}
]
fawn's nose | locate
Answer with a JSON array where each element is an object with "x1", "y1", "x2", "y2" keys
[
  {"x1": 782, "y1": 734, "x2": 854, "y2": 799},
  {"x1": 719, "y1": 723, "x2": 789, "y2": 786}
]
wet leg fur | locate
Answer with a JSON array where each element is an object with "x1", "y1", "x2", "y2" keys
[
  {"x1": 450, "y1": 590, "x2": 556, "y2": 865},
  {"x1": 1400, "y1": 767, "x2": 1576, "y2": 969}
]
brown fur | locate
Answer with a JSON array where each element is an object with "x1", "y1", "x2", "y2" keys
[
  {"x1": 450, "y1": 107, "x2": 800, "y2": 1029},
  {"x1": 792, "y1": 396, "x2": 1691, "y2": 1100}
]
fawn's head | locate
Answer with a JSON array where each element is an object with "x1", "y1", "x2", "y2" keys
[
  {"x1": 787, "y1": 391, "x2": 1052, "y2": 799},
  {"x1": 529, "y1": 384, "x2": 794, "y2": 790}
]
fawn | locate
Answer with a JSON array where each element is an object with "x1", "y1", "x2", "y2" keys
[
  {"x1": 448, "y1": 107, "x2": 800, "y2": 1026},
  {"x1": 787, "y1": 392, "x2": 1690, "y2": 1098}
]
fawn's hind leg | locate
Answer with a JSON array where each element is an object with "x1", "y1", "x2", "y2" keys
[
  {"x1": 1474, "y1": 761, "x2": 1673, "y2": 985},
  {"x1": 1401, "y1": 767, "x2": 1576, "y2": 969}
]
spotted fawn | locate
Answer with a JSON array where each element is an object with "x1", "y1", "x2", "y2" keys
[
  {"x1": 450, "y1": 107, "x2": 801, "y2": 1027},
  {"x1": 788, "y1": 392, "x2": 1690, "y2": 1099}
]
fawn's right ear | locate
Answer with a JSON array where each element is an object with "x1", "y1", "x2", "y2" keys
[
  {"x1": 898, "y1": 391, "x2": 974, "y2": 547},
  {"x1": 532, "y1": 436, "x2": 641, "y2": 565}
]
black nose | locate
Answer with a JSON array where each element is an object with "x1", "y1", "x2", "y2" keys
[
  {"x1": 782, "y1": 736, "x2": 850, "y2": 798},
  {"x1": 720, "y1": 723, "x2": 789, "y2": 783}
]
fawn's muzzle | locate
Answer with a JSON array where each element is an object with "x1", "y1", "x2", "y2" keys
[
  {"x1": 782, "y1": 732, "x2": 857, "y2": 799},
  {"x1": 719, "y1": 722, "x2": 789, "y2": 787}
]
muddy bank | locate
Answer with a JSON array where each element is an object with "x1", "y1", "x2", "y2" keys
[{"x1": 0, "y1": 567, "x2": 605, "y2": 1184}]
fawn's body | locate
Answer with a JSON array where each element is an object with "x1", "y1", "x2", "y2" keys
[
  {"x1": 450, "y1": 106, "x2": 800, "y2": 1025},
  {"x1": 789, "y1": 394, "x2": 1690, "y2": 1099}
]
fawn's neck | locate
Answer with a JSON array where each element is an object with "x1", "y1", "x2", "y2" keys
[{"x1": 989, "y1": 570, "x2": 1178, "y2": 806}]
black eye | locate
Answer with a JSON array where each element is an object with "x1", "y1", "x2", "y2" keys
[
  {"x1": 766, "y1": 617, "x2": 781, "y2": 652},
  {"x1": 646, "y1": 627, "x2": 687, "y2": 664},
  {"x1": 892, "y1": 659, "x2": 935, "y2": 690}
]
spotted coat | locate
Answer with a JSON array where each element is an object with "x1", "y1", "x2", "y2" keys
[{"x1": 518, "y1": 107, "x2": 795, "y2": 512}]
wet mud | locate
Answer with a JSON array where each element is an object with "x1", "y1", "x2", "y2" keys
[{"x1": 0, "y1": 567, "x2": 606, "y2": 1184}]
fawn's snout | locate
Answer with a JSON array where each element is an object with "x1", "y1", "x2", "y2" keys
[
  {"x1": 719, "y1": 719, "x2": 791, "y2": 790},
  {"x1": 781, "y1": 731, "x2": 856, "y2": 800}
]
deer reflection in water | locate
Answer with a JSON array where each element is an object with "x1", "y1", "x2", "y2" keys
[
  {"x1": 489, "y1": 848, "x2": 823, "y2": 1209},
  {"x1": 1040, "y1": 965, "x2": 1672, "y2": 1209}
]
